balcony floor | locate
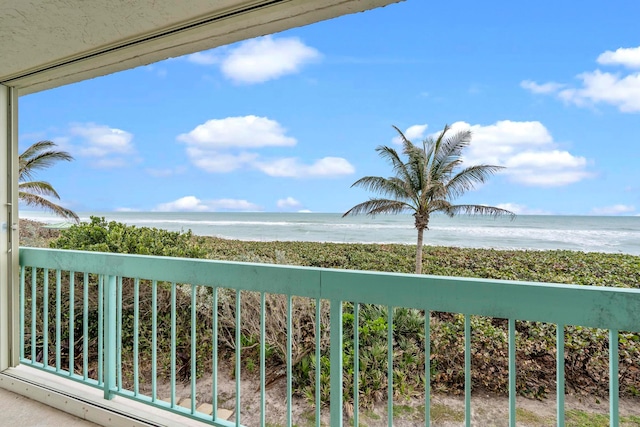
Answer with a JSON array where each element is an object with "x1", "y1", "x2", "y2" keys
[{"x1": 0, "y1": 387, "x2": 99, "y2": 427}]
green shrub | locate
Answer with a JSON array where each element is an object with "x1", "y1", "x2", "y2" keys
[{"x1": 50, "y1": 216, "x2": 206, "y2": 258}]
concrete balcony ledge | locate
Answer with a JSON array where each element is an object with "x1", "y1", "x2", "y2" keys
[
  {"x1": 0, "y1": 386, "x2": 98, "y2": 427},
  {"x1": 0, "y1": 366, "x2": 215, "y2": 427}
]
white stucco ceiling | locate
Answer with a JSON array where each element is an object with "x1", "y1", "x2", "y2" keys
[{"x1": 0, "y1": 0, "x2": 401, "y2": 94}]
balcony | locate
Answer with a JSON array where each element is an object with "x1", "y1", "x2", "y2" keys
[{"x1": 0, "y1": 247, "x2": 638, "y2": 426}]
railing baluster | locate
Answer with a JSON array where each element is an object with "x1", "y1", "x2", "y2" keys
[
  {"x1": 43, "y1": 268, "x2": 48, "y2": 367},
  {"x1": 31, "y1": 267, "x2": 36, "y2": 363},
  {"x1": 287, "y1": 295, "x2": 293, "y2": 427},
  {"x1": 152, "y1": 280, "x2": 157, "y2": 402},
  {"x1": 354, "y1": 302, "x2": 359, "y2": 427},
  {"x1": 116, "y1": 276, "x2": 122, "y2": 390},
  {"x1": 508, "y1": 318, "x2": 516, "y2": 427},
  {"x1": 19, "y1": 266, "x2": 24, "y2": 361},
  {"x1": 69, "y1": 272, "x2": 75, "y2": 375},
  {"x1": 315, "y1": 299, "x2": 321, "y2": 427},
  {"x1": 133, "y1": 278, "x2": 139, "y2": 396},
  {"x1": 212, "y1": 287, "x2": 218, "y2": 422},
  {"x1": 609, "y1": 329, "x2": 619, "y2": 426},
  {"x1": 171, "y1": 282, "x2": 176, "y2": 408},
  {"x1": 83, "y1": 273, "x2": 88, "y2": 380},
  {"x1": 235, "y1": 289, "x2": 241, "y2": 426},
  {"x1": 425, "y1": 310, "x2": 431, "y2": 427},
  {"x1": 329, "y1": 299, "x2": 343, "y2": 427},
  {"x1": 465, "y1": 314, "x2": 471, "y2": 427},
  {"x1": 387, "y1": 305, "x2": 393, "y2": 427},
  {"x1": 260, "y1": 292, "x2": 266, "y2": 427},
  {"x1": 556, "y1": 323, "x2": 565, "y2": 426},
  {"x1": 104, "y1": 275, "x2": 117, "y2": 400},
  {"x1": 98, "y1": 275, "x2": 103, "y2": 384},
  {"x1": 191, "y1": 284, "x2": 197, "y2": 414},
  {"x1": 56, "y1": 269, "x2": 61, "y2": 371}
]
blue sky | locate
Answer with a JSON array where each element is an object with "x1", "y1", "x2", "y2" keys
[{"x1": 19, "y1": 0, "x2": 640, "y2": 216}]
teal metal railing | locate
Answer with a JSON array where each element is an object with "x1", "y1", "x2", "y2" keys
[{"x1": 18, "y1": 247, "x2": 640, "y2": 426}]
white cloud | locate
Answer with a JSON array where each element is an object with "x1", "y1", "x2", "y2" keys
[
  {"x1": 255, "y1": 156, "x2": 355, "y2": 178},
  {"x1": 557, "y1": 70, "x2": 640, "y2": 112},
  {"x1": 427, "y1": 120, "x2": 591, "y2": 187},
  {"x1": 178, "y1": 116, "x2": 354, "y2": 178},
  {"x1": 154, "y1": 196, "x2": 261, "y2": 212},
  {"x1": 70, "y1": 123, "x2": 133, "y2": 156},
  {"x1": 447, "y1": 119, "x2": 551, "y2": 165},
  {"x1": 522, "y1": 45, "x2": 640, "y2": 113},
  {"x1": 277, "y1": 197, "x2": 302, "y2": 209},
  {"x1": 591, "y1": 204, "x2": 636, "y2": 215},
  {"x1": 220, "y1": 36, "x2": 321, "y2": 84},
  {"x1": 67, "y1": 123, "x2": 135, "y2": 168},
  {"x1": 496, "y1": 203, "x2": 551, "y2": 215},
  {"x1": 504, "y1": 150, "x2": 586, "y2": 169},
  {"x1": 115, "y1": 207, "x2": 140, "y2": 212},
  {"x1": 392, "y1": 124, "x2": 428, "y2": 144},
  {"x1": 178, "y1": 116, "x2": 296, "y2": 148},
  {"x1": 465, "y1": 120, "x2": 552, "y2": 146},
  {"x1": 597, "y1": 46, "x2": 640, "y2": 68},
  {"x1": 155, "y1": 196, "x2": 206, "y2": 212},
  {"x1": 520, "y1": 80, "x2": 566, "y2": 94}
]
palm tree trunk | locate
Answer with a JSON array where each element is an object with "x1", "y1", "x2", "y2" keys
[{"x1": 415, "y1": 227, "x2": 424, "y2": 274}]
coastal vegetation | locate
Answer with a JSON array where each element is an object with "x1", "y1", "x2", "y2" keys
[
  {"x1": 19, "y1": 140, "x2": 79, "y2": 222},
  {"x1": 343, "y1": 125, "x2": 514, "y2": 273},
  {"x1": 21, "y1": 217, "x2": 640, "y2": 414}
]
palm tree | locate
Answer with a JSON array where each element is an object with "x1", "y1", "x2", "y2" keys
[
  {"x1": 19, "y1": 140, "x2": 79, "y2": 222},
  {"x1": 343, "y1": 124, "x2": 515, "y2": 274}
]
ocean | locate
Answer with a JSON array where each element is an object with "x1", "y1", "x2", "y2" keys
[{"x1": 21, "y1": 211, "x2": 640, "y2": 255}]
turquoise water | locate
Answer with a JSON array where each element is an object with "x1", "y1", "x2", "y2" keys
[{"x1": 21, "y1": 211, "x2": 640, "y2": 255}]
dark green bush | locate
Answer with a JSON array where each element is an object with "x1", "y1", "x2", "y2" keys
[{"x1": 50, "y1": 216, "x2": 206, "y2": 258}]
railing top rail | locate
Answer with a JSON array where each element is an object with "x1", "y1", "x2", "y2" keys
[{"x1": 19, "y1": 247, "x2": 640, "y2": 331}]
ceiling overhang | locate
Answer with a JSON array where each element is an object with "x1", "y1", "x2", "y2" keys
[{"x1": 0, "y1": 0, "x2": 401, "y2": 95}]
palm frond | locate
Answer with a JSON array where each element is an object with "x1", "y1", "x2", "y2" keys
[
  {"x1": 388, "y1": 176, "x2": 419, "y2": 202},
  {"x1": 391, "y1": 125, "x2": 410, "y2": 146},
  {"x1": 446, "y1": 204, "x2": 516, "y2": 219},
  {"x1": 403, "y1": 142, "x2": 427, "y2": 198},
  {"x1": 432, "y1": 127, "x2": 472, "y2": 180},
  {"x1": 19, "y1": 180, "x2": 61, "y2": 199},
  {"x1": 393, "y1": 127, "x2": 432, "y2": 203},
  {"x1": 19, "y1": 140, "x2": 58, "y2": 160},
  {"x1": 19, "y1": 140, "x2": 78, "y2": 221},
  {"x1": 18, "y1": 192, "x2": 79, "y2": 222},
  {"x1": 350, "y1": 176, "x2": 412, "y2": 200},
  {"x1": 425, "y1": 199, "x2": 452, "y2": 216},
  {"x1": 420, "y1": 179, "x2": 447, "y2": 205},
  {"x1": 343, "y1": 199, "x2": 410, "y2": 217},
  {"x1": 445, "y1": 164, "x2": 505, "y2": 199},
  {"x1": 375, "y1": 145, "x2": 416, "y2": 188},
  {"x1": 19, "y1": 140, "x2": 73, "y2": 182}
]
